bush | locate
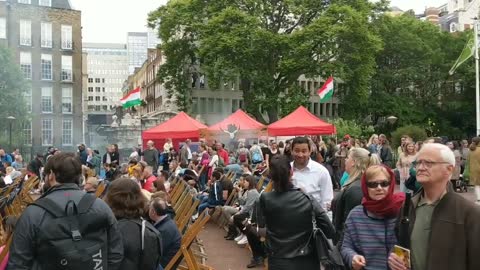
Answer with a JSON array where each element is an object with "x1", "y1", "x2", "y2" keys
[
  {"x1": 332, "y1": 118, "x2": 375, "y2": 139},
  {"x1": 391, "y1": 125, "x2": 428, "y2": 147}
]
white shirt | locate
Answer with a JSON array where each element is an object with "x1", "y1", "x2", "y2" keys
[
  {"x1": 187, "y1": 146, "x2": 192, "y2": 160},
  {"x1": 291, "y1": 159, "x2": 333, "y2": 209}
]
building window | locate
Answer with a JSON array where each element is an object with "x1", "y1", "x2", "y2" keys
[
  {"x1": 102, "y1": 78, "x2": 105, "y2": 83},
  {"x1": 208, "y1": 98, "x2": 214, "y2": 113},
  {"x1": 88, "y1": 96, "x2": 93, "y2": 101},
  {"x1": 215, "y1": 98, "x2": 222, "y2": 113},
  {"x1": 62, "y1": 119, "x2": 72, "y2": 146},
  {"x1": 95, "y1": 78, "x2": 100, "y2": 83},
  {"x1": 39, "y1": 0, "x2": 51, "y2": 6},
  {"x1": 20, "y1": 52, "x2": 32, "y2": 79},
  {"x1": 95, "y1": 87, "x2": 100, "y2": 92},
  {"x1": 95, "y1": 96, "x2": 100, "y2": 101},
  {"x1": 232, "y1": 99, "x2": 239, "y2": 112},
  {"x1": 23, "y1": 121, "x2": 32, "y2": 145},
  {"x1": 62, "y1": 87, "x2": 72, "y2": 113},
  {"x1": 19, "y1": 20, "x2": 31, "y2": 46},
  {"x1": 42, "y1": 119, "x2": 53, "y2": 146},
  {"x1": 24, "y1": 86, "x2": 32, "y2": 112},
  {"x1": 0, "y1": 18, "x2": 6, "y2": 39},
  {"x1": 40, "y1": 22, "x2": 52, "y2": 48},
  {"x1": 41, "y1": 54, "x2": 52, "y2": 80},
  {"x1": 61, "y1": 25, "x2": 73, "y2": 50},
  {"x1": 61, "y1": 55, "x2": 72, "y2": 81},
  {"x1": 41, "y1": 87, "x2": 52, "y2": 113},
  {"x1": 88, "y1": 78, "x2": 93, "y2": 83},
  {"x1": 88, "y1": 87, "x2": 93, "y2": 92},
  {"x1": 18, "y1": 0, "x2": 31, "y2": 4}
]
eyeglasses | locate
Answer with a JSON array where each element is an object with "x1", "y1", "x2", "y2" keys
[
  {"x1": 413, "y1": 160, "x2": 450, "y2": 169},
  {"x1": 366, "y1": 180, "x2": 390, "y2": 189}
]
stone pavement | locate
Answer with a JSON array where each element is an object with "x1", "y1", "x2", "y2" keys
[{"x1": 199, "y1": 222, "x2": 254, "y2": 270}]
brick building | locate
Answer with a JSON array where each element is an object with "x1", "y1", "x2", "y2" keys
[{"x1": 0, "y1": 0, "x2": 83, "y2": 153}]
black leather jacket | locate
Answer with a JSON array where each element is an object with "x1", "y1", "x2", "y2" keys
[{"x1": 258, "y1": 188, "x2": 335, "y2": 259}]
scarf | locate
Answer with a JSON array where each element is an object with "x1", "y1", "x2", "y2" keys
[{"x1": 361, "y1": 166, "x2": 405, "y2": 218}]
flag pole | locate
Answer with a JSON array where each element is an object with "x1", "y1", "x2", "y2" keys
[{"x1": 475, "y1": 19, "x2": 480, "y2": 136}]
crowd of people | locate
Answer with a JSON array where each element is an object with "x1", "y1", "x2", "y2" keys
[{"x1": 0, "y1": 133, "x2": 480, "y2": 270}]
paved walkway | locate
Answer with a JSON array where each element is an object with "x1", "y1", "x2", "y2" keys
[{"x1": 199, "y1": 222, "x2": 254, "y2": 270}]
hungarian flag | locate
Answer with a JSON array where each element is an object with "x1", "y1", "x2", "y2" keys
[
  {"x1": 120, "y1": 87, "x2": 142, "y2": 108},
  {"x1": 317, "y1": 76, "x2": 334, "y2": 103}
]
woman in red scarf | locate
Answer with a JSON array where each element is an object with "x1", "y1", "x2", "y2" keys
[{"x1": 340, "y1": 165, "x2": 405, "y2": 270}]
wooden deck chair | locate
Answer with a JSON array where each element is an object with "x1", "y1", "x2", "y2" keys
[
  {"x1": 94, "y1": 182, "x2": 106, "y2": 198},
  {"x1": 169, "y1": 178, "x2": 183, "y2": 199},
  {"x1": 263, "y1": 180, "x2": 273, "y2": 192},
  {"x1": 171, "y1": 181, "x2": 188, "y2": 206},
  {"x1": 256, "y1": 176, "x2": 266, "y2": 191},
  {"x1": 177, "y1": 199, "x2": 200, "y2": 234},
  {"x1": 165, "y1": 210, "x2": 213, "y2": 270},
  {"x1": 225, "y1": 188, "x2": 237, "y2": 206},
  {"x1": 19, "y1": 176, "x2": 39, "y2": 205},
  {"x1": 173, "y1": 188, "x2": 190, "y2": 212},
  {"x1": 174, "y1": 193, "x2": 193, "y2": 225}
]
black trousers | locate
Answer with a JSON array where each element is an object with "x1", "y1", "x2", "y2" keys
[
  {"x1": 245, "y1": 228, "x2": 266, "y2": 258},
  {"x1": 233, "y1": 212, "x2": 250, "y2": 230}
]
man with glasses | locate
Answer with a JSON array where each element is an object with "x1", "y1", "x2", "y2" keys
[{"x1": 388, "y1": 143, "x2": 480, "y2": 270}]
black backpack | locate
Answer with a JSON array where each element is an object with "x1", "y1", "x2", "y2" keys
[
  {"x1": 118, "y1": 218, "x2": 163, "y2": 270},
  {"x1": 32, "y1": 193, "x2": 110, "y2": 270}
]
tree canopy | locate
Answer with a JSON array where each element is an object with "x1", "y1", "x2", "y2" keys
[
  {"x1": 148, "y1": 0, "x2": 383, "y2": 123},
  {"x1": 149, "y1": 1, "x2": 478, "y2": 138},
  {"x1": 0, "y1": 45, "x2": 29, "y2": 146},
  {"x1": 368, "y1": 14, "x2": 475, "y2": 138}
]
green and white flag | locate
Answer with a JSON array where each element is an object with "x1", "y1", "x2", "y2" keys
[{"x1": 449, "y1": 32, "x2": 475, "y2": 75}]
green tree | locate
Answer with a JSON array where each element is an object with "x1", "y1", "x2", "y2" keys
[
  {"x1": 332, "y1": 118, "x2": 374, "y2": 139},
  {"x1": 148, "y1": 0, "x2": 382, "y2": 123},
  {"x1": 368, "y1": 14, "x2": 475, "y2": 137},
  {"x1": 0, "y1": 45, "x2": 29, "y2": 147}
]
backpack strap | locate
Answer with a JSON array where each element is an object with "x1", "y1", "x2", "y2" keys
[
  {"x1": 77, "y1": 193, "x2": 97, "y2": 214},
  {"x1": 31, "y1": 197, "x2": 65, "y2": 218}
]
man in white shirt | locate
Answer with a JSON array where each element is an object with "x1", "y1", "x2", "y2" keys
[{"x1": 291, "y1": 136, "x2": 333, "y2": 210}]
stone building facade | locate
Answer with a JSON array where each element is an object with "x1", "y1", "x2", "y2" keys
[{"x1": 0, "y1": 0, "x2": 83, "y2": 153}]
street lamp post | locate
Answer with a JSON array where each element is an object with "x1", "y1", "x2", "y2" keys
[
  {"x1": 386, "y1": 115, "x2": 398, "y2": 125},
  {"x1": 6, "y1": 116, "x2": 15, "y2": 152}
]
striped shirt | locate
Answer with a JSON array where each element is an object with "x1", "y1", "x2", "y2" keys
[{"x1": 341, "y1": 205, "x2": 397, "y2": 270}]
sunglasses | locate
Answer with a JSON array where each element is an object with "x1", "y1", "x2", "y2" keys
[{"x1": 366, "y1": 180, "x2": 390, "y2": 189}]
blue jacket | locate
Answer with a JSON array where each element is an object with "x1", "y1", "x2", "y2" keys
[
  {"x1": 208, "y1": 180, "x2": 223, "y2": 205},
  {"x1": 153, "y1": 216, "x2": 181, "y2": 268},
  {"x1": 1, "y1": 154, "x2": 12, "y2": 165}
]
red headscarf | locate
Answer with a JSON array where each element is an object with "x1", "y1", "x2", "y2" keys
[{"x1": 361, "y1": 165, "x2": 405, "y2": 218}]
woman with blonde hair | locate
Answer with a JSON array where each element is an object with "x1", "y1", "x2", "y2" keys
[
  {"x1": 367, "y1": 134, "x2": 379, "y2": 154},
  {"x1": 396, "y1": 141, "x2": 417, "y2": 193},
  {"x1": 332, "y1": 147, "x2": 381, "y2": 243}
]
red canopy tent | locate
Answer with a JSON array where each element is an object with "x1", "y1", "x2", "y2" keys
[
  {"x1": 207, "y1": 109, "x2": 266, "y2": 137},
  {"x1": 142, "y1": 112, "x2": 207, "y2": 149},
  {"x1": 267, "y1": 106, "x2": 336, "y2": 136}
]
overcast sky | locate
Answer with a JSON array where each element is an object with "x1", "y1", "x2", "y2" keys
[{"x1": 71, "y1": 0, "x2": 446, "y2": 44}]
